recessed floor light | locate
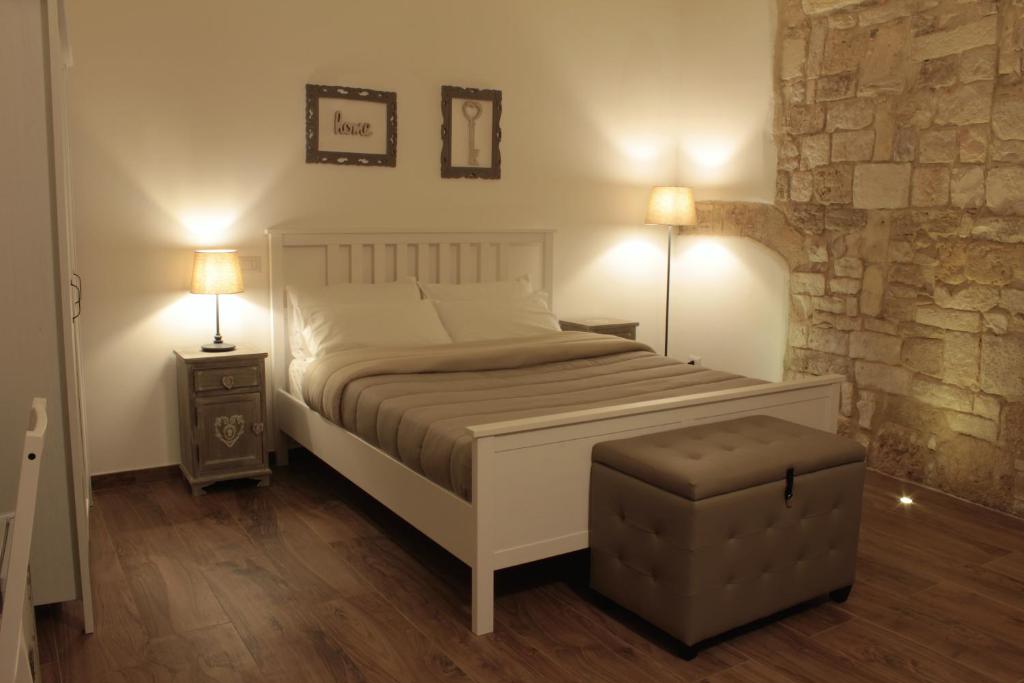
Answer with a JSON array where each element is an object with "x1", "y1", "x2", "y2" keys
[{"x1": 899, "y1": 496, "x2": 914, "y2": 505}]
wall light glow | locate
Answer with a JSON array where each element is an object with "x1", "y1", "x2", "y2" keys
[
  {"x1": 681, "y1": 138, "x2": 739, "y2": 171},
  {"x1": 899, "y1": 496, "x2": 914, "y2": 506},
  {"x1": 180, "y1": 210, "x2": 238, "y2": 245},
  {"x1": 677, "y1": 237, "x2": 739, "y2": 276},
  {"x1": 602, "y1": 238, "x2": 664, "y2": 279},
  {"x1": 620, "y1": 139, "x2": 662, "y2": 163}
]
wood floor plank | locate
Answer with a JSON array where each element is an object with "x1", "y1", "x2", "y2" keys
[
  {"x1": 271, "y1": 457, "x2": 389, "y2": 536},
  {"x1": 147, "y1": 477, "x2": 233, "y2": 525},
  {"x1": 859, "y1": 488, "x2": 1011, "y2": 564},
  {"x1": 95, "y1": 485, "x2": 172, "y2": 536},
  {"x1": 38, "y1": 661, "x2": 61, "y2": 683},
  {"x1": 864, "y1": 472, "x2": 1024, "y2": 553},
  {"x1": 269, "y1": 483, "x2": 384, "y2": 545},
  {"x1": 772, "y1": 599, "x2": 852, "y2": 638},
  {"x1": 838, "y1": 578, "x2": 1024, "y2": 682},
  {"x1": 812, "y1": 617, "x2": 1001, "y2": 683},
  {"x1": 727, "y1": 621, "x2": 880, "y2": 683},
  {"x1": 695, "y1": 660, "x2": 798, "y2": 683},
  {"x1": 230, "y1": 486, "x2": 369, "y2": 601},
  {"x1": 851, "y1": 534, "x2": 939, "y2": 597},
  {"x1": 858, "y1": 525, "x2": 1024, "y2": 613},
  {"x1": 107, "y1": 522, "x2": 230, "y2": 637},
  {"x1": 539, "y1": 582, "x2": 747, "y2": 681},
  {"x1": 987, "y1": 552, "x2": 1024, "y2": 581},
  {"x1": 313, "y1": 592, "x2": 472, "y2": 682},
  {"x1": 495, "y1": 579, "x2": 674, "y2": 683},
  {"x1": 200, "y1": 553, "x2": 365, "y2": 682},
  {"x1": 106, "y1": 622, "x2": 261, "y2": 682},
  {"x1": 52, "y1": 513, "x2": 152, "y2": 678},
  {"x1": 336, "y1": 535, "x2": 573, "y2": 683}
]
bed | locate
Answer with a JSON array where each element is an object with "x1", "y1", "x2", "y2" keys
[{"x1": 268, "y1": 230, "x2": 843, "y2": 635}]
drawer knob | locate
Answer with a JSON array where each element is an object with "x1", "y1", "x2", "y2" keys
[
  {"x1": 221, "y1": 375, "x2": 235, "y2": 389},
  {"x1": 252, "y1": 422, "x2": 264, "y2": 435}
]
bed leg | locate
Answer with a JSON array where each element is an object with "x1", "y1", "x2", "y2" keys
[
  {"x1": 471, "y1": 565, "x2": 494, "y2": 635},
  {"x1": 274, "y1": 431, "x2": 291, "y2": 467}
]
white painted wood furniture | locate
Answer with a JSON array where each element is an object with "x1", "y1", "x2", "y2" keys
[
  {"x1": 267, "y1": 229, "x2": 843, "y2": 635},
  {"x1": 0, "y1": 399, "x2": 48, "y2": 683}
]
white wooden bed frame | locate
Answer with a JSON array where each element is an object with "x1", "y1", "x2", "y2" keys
[{"x1": 267, "y1": 229, "x2": 843, "y2": 635}]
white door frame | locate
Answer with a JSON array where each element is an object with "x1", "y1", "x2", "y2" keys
[{"x1": 46, "y1": 0, "x2": 94, "y2": 634}]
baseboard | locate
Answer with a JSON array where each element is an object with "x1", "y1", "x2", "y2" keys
[
  {"x1": 92, "y1": 452, "x2": 290, "y2": 490},
  {"x1": 91, "y1": 465, "x2": 180, "y2": 490}
]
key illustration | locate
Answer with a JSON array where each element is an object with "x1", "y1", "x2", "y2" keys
[{"x1": 462, "y1": 100, "x2": 483, "y2": 166}]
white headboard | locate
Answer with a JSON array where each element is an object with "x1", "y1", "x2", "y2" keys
[{"x1": 266, "y1": 230, "x2": 555, "y2": 400}]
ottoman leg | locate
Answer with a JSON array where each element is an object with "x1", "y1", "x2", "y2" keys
[
  {"x1": 829, "y1": 585, "x2": 853, "y2": 603},
  {"x1": 679, "y1": 642, "x2": 699, "y2": 661}
]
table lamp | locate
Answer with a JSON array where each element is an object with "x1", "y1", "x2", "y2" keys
[
  {"x1": 191, "y1": 249, "x2": 243, "y2": 352},
  {"x1": 645, "y1": 186, "x2": 696, "y2": 356}
]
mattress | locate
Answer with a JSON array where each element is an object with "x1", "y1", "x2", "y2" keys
[{"x1": 301, "y1": 332, "x2": 763, "y2": 501}]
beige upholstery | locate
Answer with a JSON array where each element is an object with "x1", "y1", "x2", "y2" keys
[{"x1": 590, "y1": 415, "x2": 865, "y2": 648}]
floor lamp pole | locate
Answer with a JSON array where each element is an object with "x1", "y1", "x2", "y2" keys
[{"x1": 664, "y1": 225, "x2": 673, "y2": 357}]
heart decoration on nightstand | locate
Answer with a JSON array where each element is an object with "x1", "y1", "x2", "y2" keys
[{"x1": 214, "y1": 414, "x2": 245, "y2": 448}]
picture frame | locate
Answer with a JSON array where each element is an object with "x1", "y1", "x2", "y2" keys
[
  {"x1": 441, "y1": 85, "x2": 502, "y2": 179},
  {"x1": 305, "y1": 83, "x2": 397, "y2": 167}
]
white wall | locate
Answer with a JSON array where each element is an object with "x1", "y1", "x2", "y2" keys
[
  {"x1": 669, "y1": 236, "x2": 790, "y2": 381},
  {"x1": 66, "y1": 0, "x2": 776, "y2": 474},
  {"x1": 1, "y1": 0, "x2": 78, "y2": 603}
]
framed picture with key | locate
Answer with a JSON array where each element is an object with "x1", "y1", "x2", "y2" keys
[{"x1": 441, "y1": 85, "x2": 502, "y2": 179}]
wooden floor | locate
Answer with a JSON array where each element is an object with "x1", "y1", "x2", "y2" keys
[{"x1": 37, "y1": 453, "x2": 1024, "y2": 683}]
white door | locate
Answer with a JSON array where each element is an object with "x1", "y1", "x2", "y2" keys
[{"x1": 46, "y1": 0, "x2": 95, "y2": 634}]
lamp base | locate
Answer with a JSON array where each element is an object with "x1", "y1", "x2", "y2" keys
[{"x1": 202, "y1": 341, "x2": 236, "y2": 353}]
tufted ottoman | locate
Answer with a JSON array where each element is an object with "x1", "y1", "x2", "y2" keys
[{"x1": 589, "y1": 415, "x2": 865, "y2": 658}]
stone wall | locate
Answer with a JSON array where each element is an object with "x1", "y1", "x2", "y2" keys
[{"x1": 698, "y1": 0, "x2": 1024, "y2": 515}]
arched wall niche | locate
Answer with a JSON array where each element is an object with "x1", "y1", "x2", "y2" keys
[
  {"x1": 682, "y1": 201, "x2": 818, "y2": 382},
  {"x1": 670, "y1": 231, "x2": 791, "y2": 381}
]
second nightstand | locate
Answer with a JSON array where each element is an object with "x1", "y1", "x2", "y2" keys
[
  {"x1": 559, "y1": 317, "x2": 639, "y2": 340},
  {"x1": 174, "y1": 348, "x2": 271, "y2": 495}
]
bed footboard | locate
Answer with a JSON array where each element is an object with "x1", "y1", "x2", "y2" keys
[{"x1": 466, "y1": 375, "x2": 842, "y2": 634}]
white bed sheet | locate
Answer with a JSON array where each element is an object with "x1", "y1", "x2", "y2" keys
[{"x1": 288, "y1": 358, "x2": 311, "y2": 398}]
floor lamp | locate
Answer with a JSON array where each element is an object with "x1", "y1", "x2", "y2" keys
[{"x1": 644, "y1": 186, "x2": 696, "y2": 356}]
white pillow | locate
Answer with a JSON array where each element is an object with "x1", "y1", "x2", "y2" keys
[
  {"x1": 433, "y1": 293, "x2": 561, "y2": 342},
  {"x1": 419, "y1": 275, "x2": 532, "y2": 302},
  {"x1": 287, "y1": 278, "x2": 421, "y2": 359},
  {"x1": 302, "y1": 301, "x2": 452, "y2": 358}
]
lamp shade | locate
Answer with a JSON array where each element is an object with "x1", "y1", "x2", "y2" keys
[
  {"x1": 190, "y1": 249, "x2": 244, "y2": 295},
  {"x1": 645, "y1": 186, "x2": 696, "y2": 226}
]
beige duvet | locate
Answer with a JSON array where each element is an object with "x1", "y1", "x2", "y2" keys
[{"x1": 302, "y1": 332, "x2": 763, "y2": 500}]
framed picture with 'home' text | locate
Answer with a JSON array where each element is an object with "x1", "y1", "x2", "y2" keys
[{"x1": 305, "y1": 84, "x2": 397, "y2": 167}]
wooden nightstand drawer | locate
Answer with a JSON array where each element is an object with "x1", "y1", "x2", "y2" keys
[{"x1": 194, "y1": 364, "x2": 260, "y2": 392}]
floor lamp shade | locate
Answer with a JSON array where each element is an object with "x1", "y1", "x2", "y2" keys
[
  {"x1": 191, "y1": 249, "x2": 243, "y2": 352},
  {"x1": 645, "y1": 186, "x2": 696, "y2": 227}
]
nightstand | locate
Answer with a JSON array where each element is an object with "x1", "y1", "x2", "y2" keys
[
  {"x1": 174, "y1": 348, "x2": 271, "y2": 495},
  {"x1": 559, "y1": 317, "x2": 639, "y2": 340}
]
